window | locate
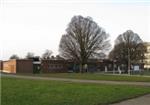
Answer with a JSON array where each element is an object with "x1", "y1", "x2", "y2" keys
[{"x1": 49, "y1": 65, "x2": 53, "y2": 70}]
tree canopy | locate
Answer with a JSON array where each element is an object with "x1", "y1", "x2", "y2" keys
[
  {"x1": 10, "y1": 54, "x2": 19, "y2": 59},
  {"x1": 26, "y1": 52, "x2": 34, "y2": 59},
  {"x1": 59, "y1": 15, "x2": 110, "y2": 72},
  {"x1": 109, "y1": 30, "x2": 146, "y2": 71},
  {"x1": 42, "y1": 49, "x2": 53, "y2": 59}
]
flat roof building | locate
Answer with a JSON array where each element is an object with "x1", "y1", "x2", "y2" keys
[
  {"x1": 2, "y1": 59, "x2": 33, "y2": 73},
  {"x1": 143, "y1": 42, "x2": 150, "y2": 69},
  {"x1": 41, "y1": 59, "x2": 68, "y2": 73}
]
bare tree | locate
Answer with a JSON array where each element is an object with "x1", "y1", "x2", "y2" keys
[
  {"x1": 109, "y1": 30, "x2": 146, "y2": 73},
  {"x1": 26, "y1": 52, "x2": 34, "y2": 59},
  {"x1": 42, "y1": 49, "x2": 53, "y2": 59},
  {"x1": 10, "y1": 54, "x2": 19, "y2": 59},
  {"x1": 50, "y1": 55, "x2": 55, "y2": 59},
  {"x1": 56, "y1": 55, "x2": 64, "y2": 60},
  {"x1": 59, "y1": 15, "x2": 111, "y2": 72}
]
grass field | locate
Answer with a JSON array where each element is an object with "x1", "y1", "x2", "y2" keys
[
  {"x1": 26, "y1": 73, "x2": 150, "y2": 82},
  {"x1": 2, "y1": 77, "x2": 150, "y2": 105}
]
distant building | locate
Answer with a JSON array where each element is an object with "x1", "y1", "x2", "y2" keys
[
  {"x1": 0, "y1": 57, "x2": 145, "y2": 74},
  {"x1": 2, "y1": 59, "x2": 33, "y2": 73},
  {"x1": 0, "y1": 60, "x2": 3, "y2": 70},
  {"x1": 143, "y1": 42, "x2": 150, "y2": 70},
  {"x1": 41, "y1": 59, "x2": 68, "y2": 73},
  {"x1": 27, "y1": 56, "x2": 41, "y2": 73}
]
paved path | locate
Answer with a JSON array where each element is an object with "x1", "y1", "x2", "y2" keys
[
  {"x1": 111, "y1": 94, "x2": 150, "y2": 105},
  {"x1": 1, "y1": 73, "x2": 150, "y2": 87}
]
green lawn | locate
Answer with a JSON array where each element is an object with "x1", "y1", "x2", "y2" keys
[
  {"x1": 2, "y1": 77, "x2": 150, "y2": 105},
  {"x1": 29, "y1": 73, "x2": 150, "y2": 82}
]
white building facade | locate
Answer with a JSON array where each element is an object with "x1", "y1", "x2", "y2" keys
[{"x1": 144, "y1": 42, "x2": 150, "y2": 69}]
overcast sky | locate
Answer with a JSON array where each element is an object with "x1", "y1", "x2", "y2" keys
[{"x1": 0, "y1": 0, "x2": 150, "y2": 60}]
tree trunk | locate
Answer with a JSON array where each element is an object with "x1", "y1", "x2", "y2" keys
[
  {"x1": 128, "y1": 48, "x2": 130, "y2": 75},
  {"x1": 79, "y1": 63, "x2": 83, "y2": 73}
]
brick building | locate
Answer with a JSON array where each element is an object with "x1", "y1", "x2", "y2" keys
[
  {"x1": 0, "y1": 60, "x2": 3, "y2": 70},
  {"x1": 1, "y1": 58, "x2": 144, "y2": 74},
  {"x1": 2, "y1": 59, "x2": 33, "y2": 73},
  {"x1": 143, "y1": 42, "x2": 150, "y2": 70},
  {"x1": 41, "y1": 60, "x2": 68, "y2": 73}
]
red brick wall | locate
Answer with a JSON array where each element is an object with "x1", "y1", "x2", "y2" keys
[
  {"x1": 16, "y1": 60, "x2": 33, "y2": 73},
  {"x1": 2, "y1": 59, "x2": 33, "y2": 73},
  {"x1": 0, "y1": 61, "x2": 3, "y2": 70},
  {"x1": 41, "y1": 60, "x2": 68, "y2": 73}
]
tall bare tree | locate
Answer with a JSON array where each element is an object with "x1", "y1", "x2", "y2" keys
[
  {"x1": 10, "y1": 54, "x2": 19, "y2": 59},
  {"x1": 59, "y1": 15, "x2": 110, "y2": 72},
  {"x1": 109, "y1": 30, "x2": 146, "y2": 73},
  {"x1": 42, "y1": 49, "x2": 53, "y2": 59}
]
